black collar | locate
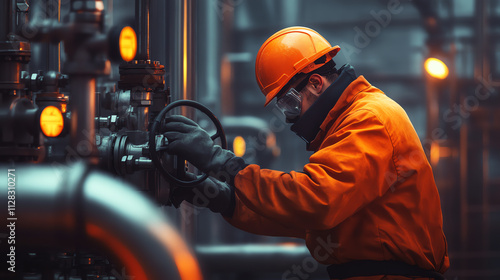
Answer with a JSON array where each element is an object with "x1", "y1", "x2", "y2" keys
[{"x1": 290, "y1": 64, "x2": 357, "y2": 146}]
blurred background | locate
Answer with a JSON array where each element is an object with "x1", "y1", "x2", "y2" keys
[
  {"x1": 183, "y1": 1, "x2": 500, "y2": 278},
  {"x1": 3, "y1": 0, "x2": 500, "y2": 279}
]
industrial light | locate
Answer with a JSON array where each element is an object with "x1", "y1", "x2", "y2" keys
[
  {"x1": 233, "y1": 136, "x2": 246, "y2": 157},
  {"x1": 424, "y1": 58, "x2": 449, "y2": 79},
  {"x1": 119, "y1": 26, "x2": 137, "y2": 62},
  {"x1": 40, "y1": 106, "x2": 64, "y2": 137}
]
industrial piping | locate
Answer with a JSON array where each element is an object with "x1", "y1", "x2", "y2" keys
[{"x1": 0, "y1": 162, "x2": 203, "y2": 280}]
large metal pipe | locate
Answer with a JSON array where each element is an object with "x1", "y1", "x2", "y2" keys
[{"x1": 0, "y1": 162, "x2": 203, "y2": 280}]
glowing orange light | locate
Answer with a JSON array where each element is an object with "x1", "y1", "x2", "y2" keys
[
  {"x1": 233, "y1": 136, "x2": 246, "y2": 157},
  {"x1": 40, "y1": 106, "x2": 64, "y2": 137},
  {"x1": 60, "y1": 103, "x2": 67, "y2": 113},
  {"x1": 425, "y1": 58, "x2": 449, "y2": 79},
  {"x1": 279, "y1": 242, "x2": 300, "y2": 247},
  {"x1": 430, "y1": 142, "x2": 440, "y2": 166},
  {"x1": 148, "y1": 224, "x2": 203, "y2": 280},
  {"x1": 266, "y1": 133, "x2": 276, "y2": 148},
  {"x1": 119, "y1": 26, "x2": 137, "y2": 62},
  {"x1": 86, "y1": 223, "x2": 148, "y2": 280}
]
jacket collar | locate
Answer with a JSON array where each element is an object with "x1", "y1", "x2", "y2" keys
[
  {"x1": 307, "y1": 74, "x2": 374, "y2": 151},
  {"x1": 290, "y1": 64, "x2": 357, "y2": 148}
]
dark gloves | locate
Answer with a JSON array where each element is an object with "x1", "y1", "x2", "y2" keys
[
  {"x1": 163, "y1": 115, "x2": 247, "y2": 184},
  {"x1": 169, "y1": 173, "x2": 235, "y2": 217}
]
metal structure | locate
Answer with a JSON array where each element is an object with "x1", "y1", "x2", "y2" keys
[
  {"x1": 0, "y1": 0, "x2": 203, "y2": 279},
  {"x1": 5, "y1": 0, "x2": 498, "y2": 279},
  {"x1": 0, "y1": 162, "x2": 202, "y2": 280}
]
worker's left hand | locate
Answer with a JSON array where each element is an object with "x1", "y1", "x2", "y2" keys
[{"x1": 162, "y1": 115, "x2": 237, "y2": 177}]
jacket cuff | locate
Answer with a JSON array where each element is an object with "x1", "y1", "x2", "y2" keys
[{"x1": 209, "y1": 153, "x2": 248, "y2": 186}]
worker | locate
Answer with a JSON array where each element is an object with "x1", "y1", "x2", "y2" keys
[{"x1": 163, "y1": 26, "x2": 449, "y2": 279}]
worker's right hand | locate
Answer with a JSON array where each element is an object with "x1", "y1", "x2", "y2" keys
[
  {"x1": 163, "y1": 115, "x2": 233, "y2": 173},
  {"x1": 169, "y1": 173, "x2": 235, "y2": 217},
  {"x1": 163, "y1": 115, "x2": 247, "y2": 183}
]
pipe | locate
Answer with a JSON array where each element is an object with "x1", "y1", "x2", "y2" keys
[
  {"x1": 10, "y1": 0, "x2": 17, "y2": 37},
  {"x1": 69, "y1": 76, "x2": 98, "y2": 164},
  {"x1": 196, "y1": 244, "x2": 327, "y2": 276},
  {"x1": 136, "y1": 0, "x2": 150, "y2": 60},
  {"x1": 48, "y1": 0, "x2": 61, "y2": 72},
  {"x1": 166, "y1": 0, "x2": 197, "y2": 240},
  {"x1": 0, "y1": 1, "x2": 10, "y2": 40},
  {"x1": 0, "y1": 162, "x2": 203, "y2": 280}
]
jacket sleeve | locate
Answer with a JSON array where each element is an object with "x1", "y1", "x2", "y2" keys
[
  {"x1": 224, "y1": 192, "x2": 306, "y2": 239},
  {"x1": 230, "y1": 109, "x2": 398, "y2": 231}
]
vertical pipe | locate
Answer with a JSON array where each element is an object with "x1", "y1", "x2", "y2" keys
[
  {"x1": 136, "y1": 0, "x2": 150, "y2": 60},
  {"x1": 48, "y1": 0, "x2": 60, "y2": 72},
  {"x1": 168, "y1": 0, "x2": 181, "y2": 103},
  {"x1": 0, "y1": 1, "x2": 10, "y2": 40},
  {"x1": 168, "y1": 0, "x2": 197, "y2": 242},
  {"x1": 58, "y1": 0, "x2": 61, "y2": 72},
  {"x1": 182, "y1": 0, "x2": 195, "y2": 103},
  {"x1": 220, "y1": 0, "x2": 235, "y2": 115},
  {"x1": 69, "y1": 76, "x2": 98, "y2": 164},
  {"x1": 474, "y1": 0, "x2": 488, "y2": 80},
  {"x1": 181, "y1": 0, "x2": 196, "y2": 242},
  {"x1": 482, "y1": 128, "x2": 489, "y2": 250},
  {"x1": 10, "y1": 0, "x2": 17, "y2": 36},
  {"x1": 197, "y1": 0, "x2": 221, "y2": 114},
  {"x1": 0, "y1": 0, "x2": 29, "y2": 104},
  {"x1": 149, "y1": 0, "x2": 166, "y2": 65},
  {"x1": 459, "y1": 123, "x2": 468, "y2": 249},
  {"x1": 474, "y1": 0, "x2": 489, "y2": 253},
  {"x1": 169, "y1": 0, "x2": 195, "y2": 105}
]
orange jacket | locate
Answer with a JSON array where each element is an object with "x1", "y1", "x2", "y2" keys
[{"x1": 225, "y1": 76, "x2": 449, "y2": 277}]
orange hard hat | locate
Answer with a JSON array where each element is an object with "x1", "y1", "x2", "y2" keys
[{"x1": 255, "y1": 26, "x2": 340, "y2": 106}]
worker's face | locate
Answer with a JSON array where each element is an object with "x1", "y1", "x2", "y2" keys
[
  {"x1": 299, "y1": 86, "x2": 321, "y2": 116},
  {"x1": 276, "y1": 74, "x2": 330, "y2": 123}
]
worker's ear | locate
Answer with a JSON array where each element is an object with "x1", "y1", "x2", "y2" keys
[{"x1": 305, "y1": 74, "x2": 324, "y2": 96}]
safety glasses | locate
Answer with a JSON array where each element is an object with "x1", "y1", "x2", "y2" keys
[
  {"x1": 276, "y1": 87, "x2": 303, "y2": 119},
  {"x1": 275, "y1": 74, "x2": 311, "y2": 120}
]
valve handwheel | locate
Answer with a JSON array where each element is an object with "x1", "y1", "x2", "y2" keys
[{"x1": 149, "y1": 100, "x2": 227, "y2": 187}]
